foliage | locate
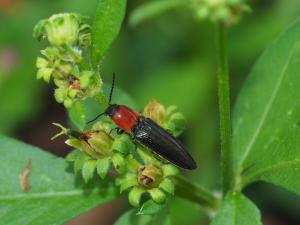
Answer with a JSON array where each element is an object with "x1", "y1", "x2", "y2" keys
[
  {"x1": 1, "y1": 0, "x2": 300, "y2": 224},
  {"x1": 0, "y1": 135, "x2": 117, "y2": 224}
]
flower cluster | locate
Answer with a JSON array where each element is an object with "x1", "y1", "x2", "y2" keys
[
  {"x1": 192, "y1": 0, "x2": 249, "y2": 25},
  {"x1": 53, "y1": 100, "x2": 184, "y2": 207},
  {"x1": 34, "y1": 12, "x2": 188, "y2": 209},
  {"x1": 33, "y1": 13, "x2": 102, "y2": 108}
]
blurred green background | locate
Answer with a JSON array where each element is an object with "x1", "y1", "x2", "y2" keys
[{"x1": 1, "y1": 0, "x2": 300, "y2": 224}]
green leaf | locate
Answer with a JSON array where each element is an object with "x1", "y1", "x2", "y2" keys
[
  {"x1": 0, "y1": 135, "x2": 117, "y2": 224},
  {"x1": 129, "y1": 0, "x2": 186, "y2": 27},
  {"x1": 68, "y1": 101, "x2": 86, "y2": 131},
  {"x1": 232, "y1": 18, "x2": 300, "y2": 195},
  {"x1": 96, "y1": 157, "x2": 110, "y2": 179},
  {"x1": 114, "y1": 209, "x2": 152, "y2": 225},
  {"x1": 91, "y1": 0, "x2": 127, "y2": 67},
  {"x1": 82, "y1": 159, "x2": 97, "y2": 182},
  {"x1": 114, "y1": 208, "x2": 171, "y2": 225},
  {"x1": 169, "y1": 197, "x2": 206, "y2": 225},
  {"x1": 211, "y1": 192, "x2": 262, "y2": 225},
  {"x1": 137, "y1": 199, "x2": 164, "y2": 215}
]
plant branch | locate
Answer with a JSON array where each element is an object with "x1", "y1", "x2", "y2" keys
[
  {"x1": 174, "y1": 176, "x2": 220, "y2": 211},
  {"x1": 216, "y1": 22, "x2": 231, "y2": 195}
]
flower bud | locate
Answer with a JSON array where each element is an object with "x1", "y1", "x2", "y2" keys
[
  {"x1": 34, "y1": 13, "x2": 85, "y2": 46},
  {"x1": 138, "y1": 164, "x2": 162, "y2": 188},
  {"x1": 83, "y1": 131, "x2": 114, "y2": 157},
  {"x1": 96, "y1": 157, "x2": 110, "y2": 179},
  {"x1": 116, "y1": 154, "x2": 178, "y2": 207},
  {"x1": 82, "y1": 159, "x2": 97, "y2": 182},
  {"x1": 192, "y1": 0, "x2": 249, "y2": 25},
  {"x1": 142, "y1": 100, "x2": 185, "y2": 136},
  {"x1": 143, "y1": 99, "x2": 166, "y2": 125}
]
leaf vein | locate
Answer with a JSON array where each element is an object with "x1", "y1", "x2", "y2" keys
[
  {"x1": 239, "y1": 46, "x2": 297, "y2": 168},
  {"x1": 0, "y1": 189, "x2": 99, "y2": 201},
  {"x1": 244, "y1": 159, "x2": 300, "y2": 184}
]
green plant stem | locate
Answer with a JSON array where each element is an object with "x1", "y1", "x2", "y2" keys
[
  {"x1": 63, "y1": 44, "x2": 89, "y2": 70},
  {"x1": 216, "y1": 23, "x2": 231, "y2": 195},
  {"x1": 174, "y1": 176, "x2": 220, "y2": 211}
]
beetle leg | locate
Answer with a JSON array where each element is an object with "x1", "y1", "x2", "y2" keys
[
  {"x1": 109, "y1": 127, "x2": 125, "y2": 135},
  {"x1": 117, "y1": 129, "x2": 125, "y2": 135},
  {"x1": 109, "y1": 127, "x2": 119, "y2": 135}
]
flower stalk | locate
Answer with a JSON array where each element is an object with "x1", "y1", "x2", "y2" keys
[
  {"x1": 174, "y1": 176, "x2": 220, "y2": 211},
  {"x1": 216, "y1": 22, "x2": 231, "y2": 195}
]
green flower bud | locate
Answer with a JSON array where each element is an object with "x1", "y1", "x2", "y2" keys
[
  {"x1": 118, "y1": 174, "x2": 138, "y2": 193},
  {"x1": 159, "y1": 178, "x2": 175, "y2": 195},
  {"x1": 53, "y1": 78, "x2": 68, "y2": 87},
  {"x1": 82, "y1": 159, "x2": 97, "y2": 182},
  {"x1": 162, "y1": 164, "x2": 180, "y2": 177},
  {"x1": 79, "y1": 70, "x2": 94, "y2": 89},
  {"x1": 96, "y1": 157, "x2": 110, "y2": 179},
  {"x1": 36, "y1": 57, "x2": 49, "y2": 68},
  {"x1": 34, "y1": 13, "x2": 85, "y2": 46},
  {"x1": 112, "y1": 152, "x2": 126, "y2": 174},
  {"x1": 58, "y1": 63, "x2": 73, "y2": 76},
  {"x1": 65, "y1": 149, "x2": 82, "y2": 162},
  {"x1": 192, "y1": 0, "x2": 249, "y2": 25},
  {"x1": 126, "y1": 155, "x2": 140, "y2": 172},
  {"x1": 116, "y1": 153, "x2": 179, "y2": 206},
  {"x1": 148, "y1": 188, "x2": 166, "y2": 204},
  {"x1": 73, "y1": 151, "x2": 91, "y2": 173},
  {"x1": 41, "y1": 47, "x2": 61, "y2": 60},
  {"x1": 68, "y1": 88, "x2": 80, "y2": 98},
  {"x1": 63, "y1": 97, "x2": 73, "y2": 108},
  {"x1": 37, "y1": 67, "x2": 53, "y2": 82},
  {"x1": 54, "y1": 88, "x2": 64, "y2": 103},
  {"x1": 128, "y1": 186, "x2": 145, "y2": 207},
  {"x1": 112, "y1": 134, "x2": 134, "y2": 155},
  {"x1": 66, "y1": 130, "x2": 114, "y2": 158},
  {"x1": 86, "y1": 131, "x2": 113, "y2": 157}
]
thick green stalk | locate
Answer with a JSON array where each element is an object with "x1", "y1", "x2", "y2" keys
[
  {"x1": 216, "y1": 23, "x2": 231, "y2": 195},
  {"x1": 174, "y1": 176, "x2": 220, "y2": 211}
]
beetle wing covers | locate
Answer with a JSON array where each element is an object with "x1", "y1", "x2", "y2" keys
[{"x1": 132, "y1": 117, "x2": 197, "y2": 170}]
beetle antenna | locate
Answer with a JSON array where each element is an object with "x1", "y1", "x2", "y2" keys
[
  {"x1": 87, "y1": 73, "x2": 116, "y2": 124},
  {"x1": 109, "y1": 72, "x2": 115, "y2": 104},
  {"x1": 87, "y1": 112, "x2": 106, "y2": 124}
]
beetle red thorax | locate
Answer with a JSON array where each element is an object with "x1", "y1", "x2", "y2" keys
[{"x1": 108, "y1": 105, "x2": 139, "y2": 133}]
